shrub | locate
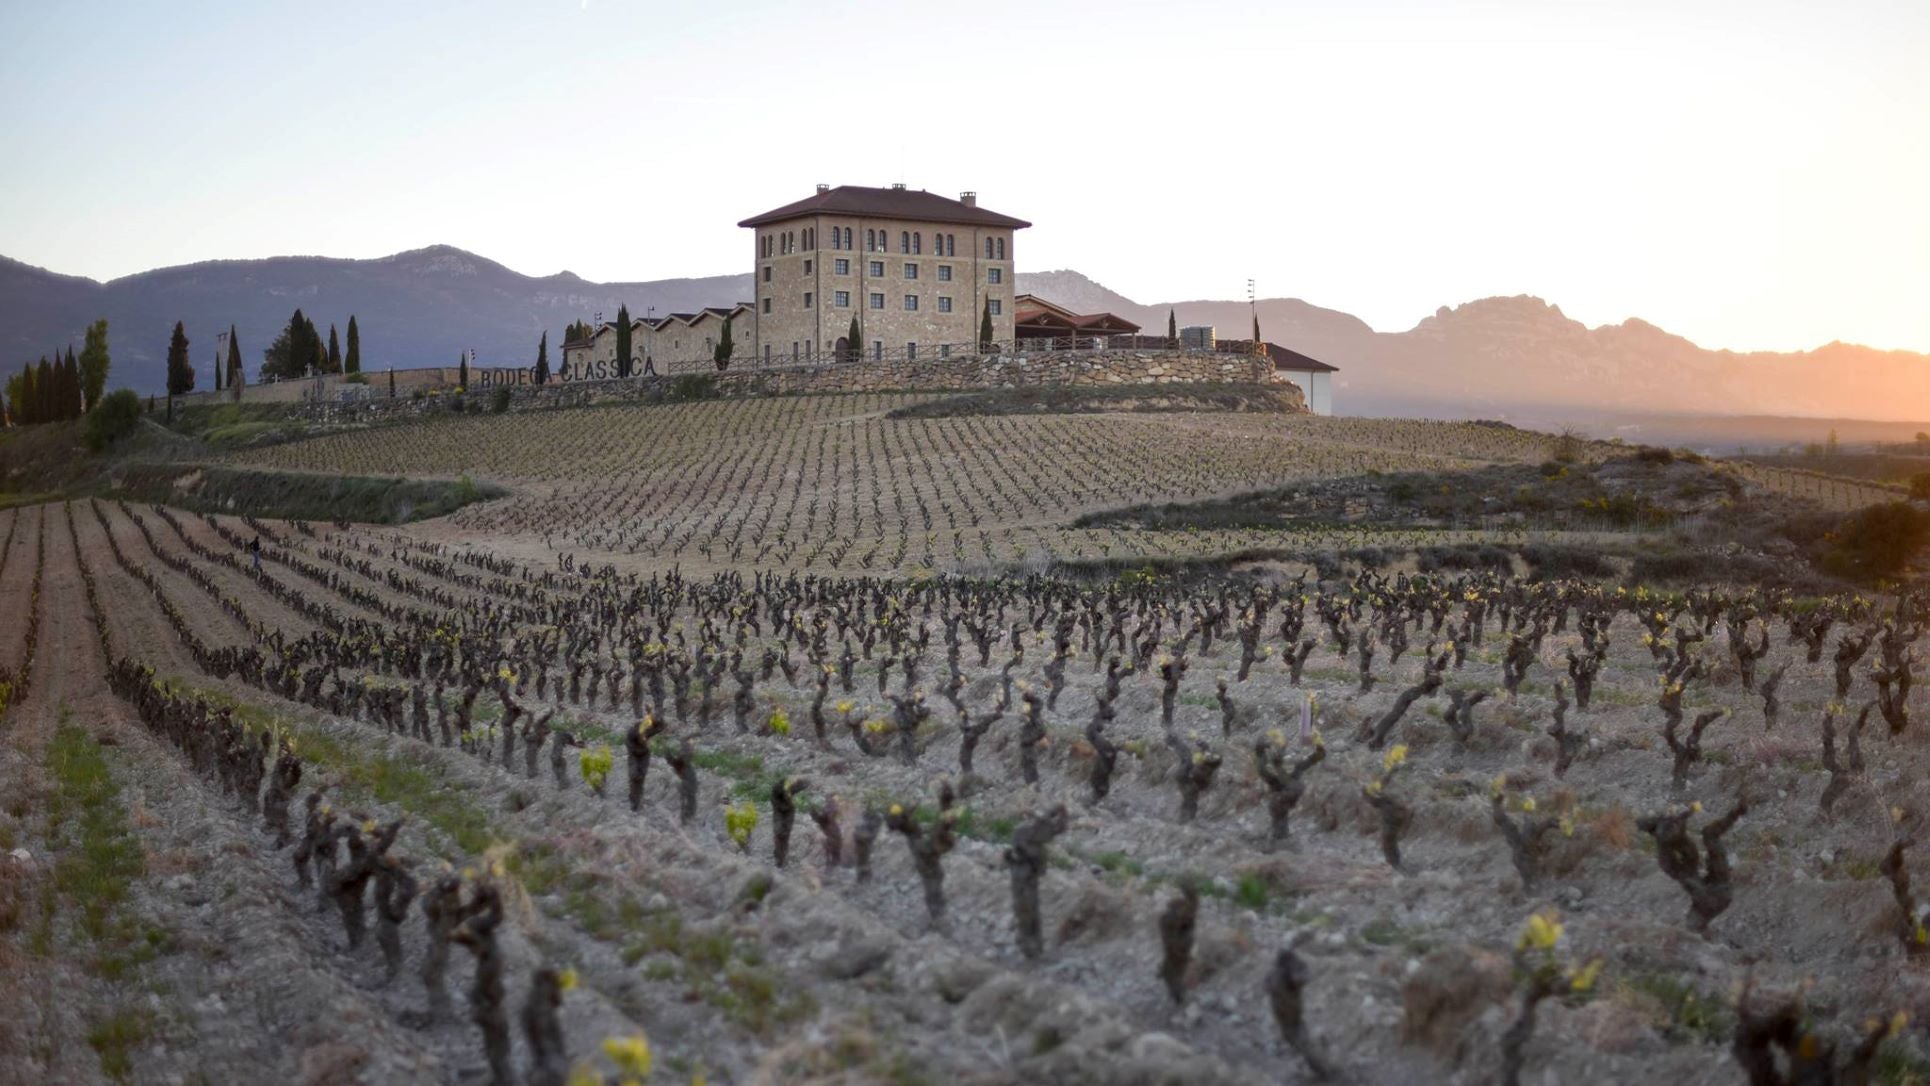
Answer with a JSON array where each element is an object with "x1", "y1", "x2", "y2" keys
[
  {"x1": 1823, "y1": 502, "x2": 1930, "y2": 582},
  {"x1": 668, "y1": 374, "x2": 716, "y2": 402},
  {"x1": 342, "y1": 372, "x2": 369, "y2": 386},
  {"x1": 82, "y1": 390, "x2": 143, "y2": 451},
  {"x1": 490, "y1": 387, "x2": 512, "y2": 414},
  {"x1": 1910, "y1": 473, "x2": 1930, "y2": 501}
]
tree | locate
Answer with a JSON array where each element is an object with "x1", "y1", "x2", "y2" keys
[
  {"x1": 615, "y1": 305, "x2": 632, "y2": 379},
  {"x1": 1168, "y1": 308, "x2": 1178, "y2": 346},
  {"x1": 388, "y1": 368, "x2": 396, "y2": 399},
  {"x1": 345, "y1": 316, "x2": 361, "y2": 374},
  {"x1": 1252, "y1": 312, "x2": 1263, "y2": 355},
  {"x1": 459, "y1": 351, "x2": 469, "y2": 390},
  {"x1": 847, "y1": 316, "x2": 861, "y2": 363},
  {"x1": 165, "y1": 321, "x2": 193, "y2": 420},
  {"x1": 227, "y1": 325, "x2": 244, "y2": 401},
  {"x1": 979, "y1": 298, "x2": 994, "y2": 351},
  {"x1": 263, "y1": 308, "x2": 320, "y2": 380},
  {"x1": 6, "y1": 361, "x2": 34, "y2": 425},
  {"x1": 565, "y1": 319, "x2": 593, "y2": 344},
  {"x1": 82, "y1": 389, "x2": 142, "y2": 451},
  {"x1": 535, "y1": 331, "x2": 550, "y2": 385},
  {"x1": 35, "y1": 358, "x2": 52, "y2": 423},
  {"x1": 213, "y1": 344, "x2": 222, "y2": 392},
  {"x1": 327, "y1": 324, "x2": 343, "y2": 373},
  {"x1": 60, "y1": 348, "x2": 82, "y2": 419},
  {"x1": 1826, "y1": 429, "x2": 1841, "y2": 458},
  {"x1": 78, "y1": 319, "x2": 110, "y2": 411},
  {"x1": 713, "y1": 315, "x2": 734, "y2": 371}
]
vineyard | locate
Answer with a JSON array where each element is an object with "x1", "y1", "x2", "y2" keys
[
  {"x1": 3, "y1": 392, "x2": 1929, "y2": 1085},
  {"x1": 221, "y1": 394, "x2": 1599, "y2": 573}
]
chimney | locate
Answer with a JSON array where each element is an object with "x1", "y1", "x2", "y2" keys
[
  {"x1": 959, "y1": 191, "x2": 977, "y2": 207},
  {"x1": 816, "y1": 183, "x2": 829, "y2": 194},
  {"x1": 890, "y1": 182, "x2": 906, "y2": 191}
]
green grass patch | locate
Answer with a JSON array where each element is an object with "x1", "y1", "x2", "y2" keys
[
  {"x1": 86, "y1": 1007, "x2": 154, "y2": 1081},
  {"x1": 46, "y1": 723, "x2": 145, "y2": 944}
]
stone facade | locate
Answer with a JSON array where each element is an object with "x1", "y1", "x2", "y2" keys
[
  {"x1": 741, "y1": 186, "x2": 1028, "y2": 366},
  {"x1": 283, "y1": 349, "x2": 1303, "y2": 425},
  {"x1": 561, "y1": 305, "x2": 753, "y2": 378},
  {"x1": 751, "y1": 217, "x2": 1016, "y2": 365}
]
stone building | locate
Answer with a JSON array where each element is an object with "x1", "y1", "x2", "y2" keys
[
  {"x1": 561, "y1": 303, "x2": 755, "y2": 378},
  {"x1": 737, "y1": 184, "x2": 1030, "y2": 365}
]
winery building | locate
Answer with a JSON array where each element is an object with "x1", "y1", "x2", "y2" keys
[{"x1": 738, "y1": 185, "x2": 1029, "y2": 365}]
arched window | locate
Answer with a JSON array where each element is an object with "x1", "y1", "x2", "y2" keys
[
  {"x1": 985, "y1": 237, "x2": 994, "y2": 259},
  {"x1": 844, "y1": 227, "x2": 853, "y2": 250},
  {"x1": 913, "y1": 232, "x2": 922, "y2": 255},
  {"x1": 947, "y1": 234, "x2": 956, "y2": 256},
  {"x1": 996, "y1": 237, "x2": 1005, "y2": 260},
  {"x1": 900, "y1": 231, "x2": 910, "y2": 254},
  {"x1": 866, "y1": 229, "x2": 876, "y2": 252}
]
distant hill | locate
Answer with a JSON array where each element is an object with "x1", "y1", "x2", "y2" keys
[
  {"x1": 0, "y1": 246, "x2": 748, "y2": 393},
  {"x1": 3, "y1": 248, "x2": 1925, "y2": 424}
]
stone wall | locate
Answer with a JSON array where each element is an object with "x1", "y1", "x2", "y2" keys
[{"x1": 282, "y1": 349, "x2": 1300, "y2": 426}]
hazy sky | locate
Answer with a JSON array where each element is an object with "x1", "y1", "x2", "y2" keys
[{"x1": 2, "y1": 0, "x2": 1926, "y2": 353}]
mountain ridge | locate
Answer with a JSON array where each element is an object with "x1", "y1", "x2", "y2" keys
[{"x1": 2, "y1": 246, "x2": 1924, "y2": 422}]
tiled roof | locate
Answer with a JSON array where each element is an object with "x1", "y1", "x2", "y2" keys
[{"x1": 739, "y1": 185, "x2": 1030, "y2": 230}]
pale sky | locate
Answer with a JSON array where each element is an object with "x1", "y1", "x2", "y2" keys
[{"x1": 2, "y1": 0, "x2": 1926, "y2": 353}]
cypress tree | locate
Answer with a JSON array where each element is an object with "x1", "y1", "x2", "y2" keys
[
  {"x1": 459, "y1": 352, "x2": 469, "y2": 390},
  {"x1": 78, "y1": 319, "x2": 110, "y2": 411},
  {"x1": 227, "y1": 325, "x2": 244, "y2": 399},
  {"x1": 713, "y1": 315, "x2": 733, "y2": 370},
  {"x1": 327, "y1": 324, "x2": 342, "y2": 373},
  {"x1": 979, "y1": 298, "x2": 994, "y2": 351},
  {"x1": 1252, "y1": 312, "x2": 1262, "y2": 356},
  {"x1": 36, "y1": 358, "x2": 53, "y2": 422},
  {"x1": 62, "y1": 347, "x2": 82, "y2": 419},
  {"x1": 214, "y1": 349, "x2": 222, "y2": 392},
  {"x1": 388, "y1": 368, "x2": 395, "y2": 398},
  {"x1": 847, "y1": 316, "x2": 861, "y2": 362},
  {"x1": 615, "y1": 305, "x2": 632, "y2": 378},
  {"x1": 345, "y1": 316, "x2": 361, "y2": 374},
  {"x1": 165, "y1": 321, "x2": 193, "y2": 419},
  {"x1": 535, "y1": 331, "x2": 550, "y2": 385},
  {"x1": 1168, "y1": 308, "x2": 1177, "y2": 346}
]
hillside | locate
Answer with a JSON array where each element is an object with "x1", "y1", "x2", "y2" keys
[{"x1": 4, "y1": 249, "x2": 1927, "y2": 423}]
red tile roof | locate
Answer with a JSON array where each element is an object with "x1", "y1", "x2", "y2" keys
[{"x1": 739, "y1": 185, "x2": 1031, "y2": 230}]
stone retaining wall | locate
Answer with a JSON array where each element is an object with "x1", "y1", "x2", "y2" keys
[{"x1": 283, "y1": 349, "x2": 1298, "y2": 425}]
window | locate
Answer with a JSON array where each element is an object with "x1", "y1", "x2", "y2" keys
[
  {"x1": 900, "y1": 231, "x2": 910, "y2": 254},
  {"x1": 913, "y1": 232, "x2": 922, "y2": 255},
  {"x1": 866, "y1": 229, "x2": 876, "y2": 251},
  {"x1": 762, "y1": 266, "x2": 772, "y2": 283},
  {"x1": 803, "y1": 259, "x2": 813, "y2": 274},
  {"x1": 985, "y1": 237, "x2": 994, "y2": 259},
  {"x1": 937, "y1": 296, "x2": 952, "y2": 313},
  {"x1": 908, "y1": 342, "x2": 917, "y2": 360},
  {"x1": 868, "y1": 260, "x2": 883, "y2": 277},
  {"x1": 803, "y1": 292, "x2": 814, "y2": 309},
  {"x1": 940, "y1": 344, "x2": 951, "y2": 358},
  {"x1": 904, "y1": 263, "x2": 918, "y2": 279},
  {"x1": 764, "y1": 344, "x2": 771, "y2": 362},
  {"x1": 996, "y1": 238, "x2": 1006, "y2": 260},
  {"x1": 990, "y1": 299, "x2": 1002, "y2": 316},
  {"x1": 937, "y1": 265, "x2": 952, "y2": 282},
  {"x1": 830, "y1": 230, "x2": 841, "y2": 251},
  {"x1": 869, "y1": 293, "x2": 884, "y2": 309},
  {"x1": 842, "y1": 227, "x2": 852, "y2": 250},
  {"x1": 806, "y1": 339, "x2": 813, "y2": 358},
  {"x1": 834, "y1": 258, "x2": 849, "y2": 275},
  {"x1": 761, "y1": 298, "x2": 771, "y2": 314},
  {"x1": 903, "y1": 295, "x2": 918, "y2": 311},
  {"x1": 834, "y1": 290, "x2": 850, "y2": 307},
  {"x1": 873, "y1": 341, "x2": 883, "y2": 361},
  {"x1": 988, "y1": 268, "x2": 1003, "y2": 284}
]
